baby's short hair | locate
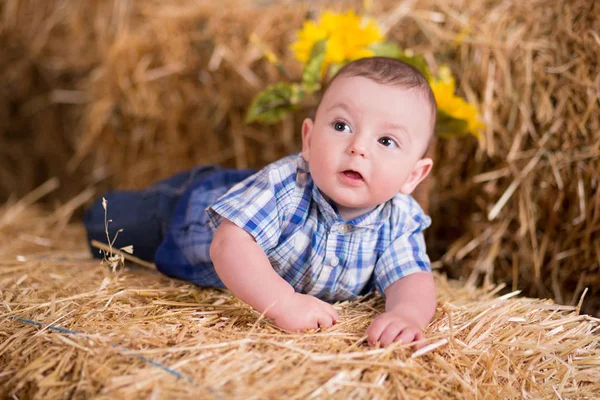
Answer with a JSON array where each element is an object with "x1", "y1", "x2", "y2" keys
[{"x1": 324, "y1": 57, "x2": 437, "y2": 148}]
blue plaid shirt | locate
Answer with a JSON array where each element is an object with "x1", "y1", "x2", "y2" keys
[{"x1": 155, "y1": 153, "x2": 431, "y2": 302}]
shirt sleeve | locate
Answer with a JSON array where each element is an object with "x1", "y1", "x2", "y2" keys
[
  {"x1": 373, "y1": 222, "x2": 431, "y2": 296},
  {"x1": 206, "y1": 167, "x2": 282, "y2": 252}
]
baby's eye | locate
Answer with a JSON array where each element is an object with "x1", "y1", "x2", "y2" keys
[
  {"x1": 333, "y1": 121, "x2": 351, "y2": 133},
  {"x1": 378, "y1": 136, "x2": 398, "y2": 148}
]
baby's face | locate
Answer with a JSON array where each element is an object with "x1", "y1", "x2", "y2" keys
[{"x1": 301, "y1": 75, "x2": 433, "y2": 219}]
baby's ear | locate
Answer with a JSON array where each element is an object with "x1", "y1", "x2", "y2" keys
[
  {"x1": 400, "y1": 158, "x2": 433, "y2": 195},
  {"x1": 301, "y1": 118, "x2": 314, "y2": 162}
]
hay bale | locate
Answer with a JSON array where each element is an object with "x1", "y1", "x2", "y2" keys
[
  {"x1": 419, "y1": 0, "x2": 600, "y2": 315},
  {"x1": 1, "y1": 204, "x2": 599, "y2": 398},
  {"x1": 0, "y1": 0, "x2": 598, "y2": 315}
]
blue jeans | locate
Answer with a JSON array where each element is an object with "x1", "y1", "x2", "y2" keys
[{"x1": 83, "y1": 166, "x2": 227, "y2": 262}]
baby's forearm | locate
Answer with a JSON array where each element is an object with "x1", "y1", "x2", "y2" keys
[
  {"x1": 384, "y1": 272, "x2": 436, "y2": 328},
  {"x1": 210, "y1": 219, "x2": 294, "y2": 317}
]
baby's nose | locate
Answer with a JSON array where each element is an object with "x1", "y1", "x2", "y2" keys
[
  {"x1": 350, "y1": 147, "x2": 366, "y2": 157},
  {"x1": 349, "y1": 139, "x2": 367, "y2": 157}
]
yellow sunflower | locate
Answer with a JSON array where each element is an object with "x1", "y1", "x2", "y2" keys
[
  {"x1": 291, "y1": 10, "x2": 384, "y2": 70},
  {"x1": 430, "y1": 66, "x2": 484, "y2": 137}
]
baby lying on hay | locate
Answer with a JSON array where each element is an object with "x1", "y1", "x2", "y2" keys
[{"x1": 84, "y1": 57, "x2": 436, "y2": 348}]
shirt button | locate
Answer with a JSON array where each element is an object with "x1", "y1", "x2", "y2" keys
[
  {"x1": 330, "y1": 256, "x2": 339, "y2": 267},
  {"x1": 339, "y1": 224, "x2": 351, "y2": 233}
]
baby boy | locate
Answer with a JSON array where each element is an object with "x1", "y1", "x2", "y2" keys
[{"x1": 84, "y1": 57, "x2": 437, "y2": 347}]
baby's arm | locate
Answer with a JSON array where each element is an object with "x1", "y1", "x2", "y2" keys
[
  {"x1": 366, "y1": 272, "x2": 436, "y2": 347},
  {"x1": 210, "y1": 219, "x2": 338, "y2": 332}
]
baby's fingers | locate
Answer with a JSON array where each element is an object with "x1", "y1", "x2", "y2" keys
[
  {"x1": 378, "y1": 322, "x2": 406, "y2": 347},
  {"x1": 366, "y1": 317, "x2": 391, "y2": 346},
  {"x1": 316, "y1": 313, "x2": 335, "y2": 329},
  {"x1": 313, "y1": 297, "x2": 339, "y2": 324},
  {"x1": 394, "y1": 327, "x2": 423, "y2": 348},
  {"x1": 325, "y1": 304, "x2": 339, "y2": 324}
]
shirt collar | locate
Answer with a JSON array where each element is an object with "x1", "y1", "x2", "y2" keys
[{"x1": 296, "y1": 154, "x2": 390, "y2": 230}]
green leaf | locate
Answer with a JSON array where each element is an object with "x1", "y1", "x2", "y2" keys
[
  {"x1": 302, "y1": 39, "x2": 327, "y2": 93},
  {"x1": 369, "y1": 42, "x2": 431, "y2": 80},
  {"x1": 435, "y1": 110, "x2": 470, "y2": 138},
  {"x1": 326, "y1": 62, "x2": 345, "y2": 81},
  {"x1": 245, "y1": 83, "x2": 304, "y2": 124},
  {"x1": 369, "y1": 42, "x2": 403, "y2": 58},
  {"x1": 397, "y1": 53, "x2": 431, "y2": 80}
]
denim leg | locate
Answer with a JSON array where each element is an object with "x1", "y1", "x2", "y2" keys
[
  {"x1": 83, "y1": 166, "x2": 222, "y2": 262},
  {"x1": 83, "y1": 190, "x2": 164, "y2": 261}
]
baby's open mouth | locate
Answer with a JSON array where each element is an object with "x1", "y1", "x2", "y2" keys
[{"x1": 342, "y1": 170, "x2": 364, "y2": 181}]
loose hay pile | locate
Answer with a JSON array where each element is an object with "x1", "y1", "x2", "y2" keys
[
  {"x1": 1, "y1": 0, "x2": 600, "y2": 397},
  {"x1": 2, "y1": 202, "x2": 600, "y2": 398},
  {"x1": 1, "y1": 0, "x2": 599, "y2": 317}
]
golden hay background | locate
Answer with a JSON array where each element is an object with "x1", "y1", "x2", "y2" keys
[
  {"x1": 0, "y1": 0, "x2": 598, "y2": 324},
  {"x1": 1, "y1": 1, "x2": 600, "y2": 397},
  {"x1": 2, "y1": 0, "x2": 598, "y2": 315},
  {"x1": 1, "y1": 206, "x2": 600, "y2": 398}
]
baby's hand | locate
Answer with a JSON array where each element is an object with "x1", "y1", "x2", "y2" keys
[
  {"x1": 268, "y1": 292, "x2": 339, "y2": 333},
  {"x1": 366, "y1": 311, "x2": 424, "y2": 348}
]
